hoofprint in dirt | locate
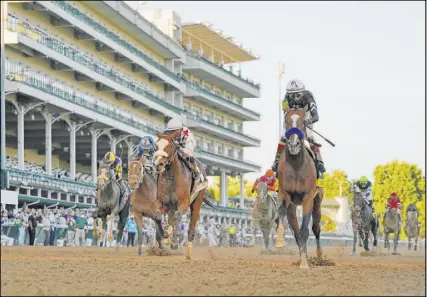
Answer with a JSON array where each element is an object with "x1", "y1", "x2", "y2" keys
[{"x1": 1, "y1": 246, "x2": 425, "y2": 296}]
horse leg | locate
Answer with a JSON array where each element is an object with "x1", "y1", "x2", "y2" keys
[
  {"x1": 371, "y1": 218, "x2": 378, "y2": 247},
  {"x1": 363, "y1": 226, "x2": 370, "y2": 251},
  {"x1": 393, "y1": 227, "x2": 400, "y2": 254},
  {"x1": 352, "y1": 228, "x2": 358, "y2": 256},
  {"x1": 186, "y1": 191, "x2": 204, "y2": 260},
  {"x1": 311, "y1": 192, "x2": 322, "y2": 258},
  {"x1": 358, "y1": 227, "x2": 364, "y2": 247},
  {"x1": 299, "y1": 193, "x2": 315, "y2": 269},
  {"x1": 261, "y1": 227, "x2": 270, "y2": 250},
  {"x1": 384, "y1": 229, "x2": 390, "y2": 248},
  {"x1": 414, "y1": 225, "x2": 419, "y2": 251},
  {"x1": 134, "y1": 212, "x2": 144, "y2": 255},
  {"x1": 116, "y1": 201, "x2": 130, "y2": 249},
  {"x1": 275, "y1": 199, "x2": 287, "y2": 248},
  {"x1": 408, "y1": 237, "x2": 412, "y2": 250}
]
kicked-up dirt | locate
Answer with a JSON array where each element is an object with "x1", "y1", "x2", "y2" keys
[{"x1": 1, "y1": 245, "x2": 425, "y2": 296}]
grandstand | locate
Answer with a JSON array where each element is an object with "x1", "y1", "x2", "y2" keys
[{"x1": 1, "y1": 1, "x2": 261, "y2": 222}]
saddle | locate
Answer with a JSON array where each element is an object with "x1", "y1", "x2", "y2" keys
[{"x1": 177, "y1": 153, "x2": 208, "y2": 203}]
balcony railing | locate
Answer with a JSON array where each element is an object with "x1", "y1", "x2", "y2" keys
[
  {"x1": 6, "y1": 168, "x2": 96, "y2": 196},
  {"x1": 194, "y1": 146, "x2": 260, "y2": 169},
  {"x1": 5, "y1": 60, "x2": 162, "y2": 135},
  {"x1": 183, "y1": 78, "x2": 260, "y2": 119},
  {"x1": 185, "y1": 49, "x2": 260, "y2": 90},
  {"x1": 186, "y1": 112, "x2": 260, "y2": 144},
  {"x1": 7, "y1": 15, "x2": 184, "y2": 116},
  {"x1": 51, "y1": 1, "x2": 181, "y2": 82}
]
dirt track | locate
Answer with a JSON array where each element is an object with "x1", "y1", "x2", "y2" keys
[{"x1": 1, "y1": 245, "x2": 425, "y2": 296}]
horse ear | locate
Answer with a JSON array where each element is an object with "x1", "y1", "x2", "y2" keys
[
  {"x1": 303, "y1": 105, "x2": 308, "y2": 112},
  {"x1": 156, "y1": 131, "x2": 162, "y2": 139}
]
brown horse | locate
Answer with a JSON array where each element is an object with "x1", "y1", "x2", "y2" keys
[
  {"x1": 153, "y1": 130, "x2": 211, "y2": 260},
  {"x1": 128, "y1": 156, "x2": 167, "y2": 255},
  {"x1": 277, "y1": 106, "x2": 324, "y2": 268}
]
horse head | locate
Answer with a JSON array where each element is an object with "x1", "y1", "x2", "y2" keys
[
  {"x1": 153, "y1": 130, "x2": 180, "y2": 173},
  {"x1": 406, "y1": 203, "x2": 418, "y2": 220},
  {"x1": 128, "y1": 156, "x2": 147, "y2": 191},
  {"x1": 284, "y1": 106, "x2": 307, "y2": 156},
  {"x1": 97, "y1": 162, "x2": 111, "y2": 191},
  {"x1": 256, "y1": 182, "x2": 269, "y2": 204}
]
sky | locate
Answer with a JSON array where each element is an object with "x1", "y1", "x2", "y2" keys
[{"x1": 127, "y1": 1, "x2": 425, "y2": 182}]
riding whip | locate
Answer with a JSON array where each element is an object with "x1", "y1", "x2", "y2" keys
[{"x1": 305, "y1": 126, "x2": 336, "y2": 147}]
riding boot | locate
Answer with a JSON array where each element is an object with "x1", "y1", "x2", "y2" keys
[
  {"x1": 189, "y1": 156, "x2": 200, "y2": 180},
  {"x1": 314, "y1": 150, "x2": 326, "y2": 173},
  {"x1": 271, "y1": 139, "x2": 286, "y2": 173}
]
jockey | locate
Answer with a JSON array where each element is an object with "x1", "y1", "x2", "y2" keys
[
  {"x1": 271, "y1": 79, "x2": 325, "y2": 174},
  {"x1": 386, "y1": 192, "x2": 402, "y2": 221},
  {"x1": 386, "y1": 192, "x2": 402, "y2": 211},
  {"x1": 354, "y1": 175, "x2": 375, "y2": 212},
  {"x1": 135, "y1": 135, "x2": 157, "y2": 167},
  {"x1": 163, "y1": 117, "x2": 201, "y2": 180},
  {"x1": 102, "y1": 151, "x2": 127, "y2": 201},
  {"x1": 251, "y1": 169, "x2": 277, "y2": 193}
]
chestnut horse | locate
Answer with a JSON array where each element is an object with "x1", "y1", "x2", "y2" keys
[
  {"x1": 153, "y1": 130, "x2": 212, "y2": 260},
  {"x1": 277, "y1": 106, "x2": 324, "y2": 269},
  {"x1": 128, "y1": 156, "x2": 167, "y2": 255}
]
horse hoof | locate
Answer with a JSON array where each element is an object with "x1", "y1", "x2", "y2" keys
[{"x1": 364, "y1": 248, "x2": 370, "y2": 252}]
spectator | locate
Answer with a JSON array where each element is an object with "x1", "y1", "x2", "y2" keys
[
  {"x1": 42, "y1": 213, "x2": 50, "y2": 246},
  {"x1": 48, "y1": 211, "x2": 57, "y2": 246},
  {"x1": 86, "y1": 213, "x2": 94, "y2": 247},
  {"x1": 74, "y1": 213, "x2": 87, "y2": 246},
  {"x1": 125, "y1": 215, "x2": 137, "y2": 247},
  {"x1": 18, "y1": 209, "x2": 29, "y2": 246},
  {"x1": 66, "y1": 216, "x2": 75, "y2": 247},
  {"x1": 28, "y1": 209, "x2": 37, "y2": 246}
]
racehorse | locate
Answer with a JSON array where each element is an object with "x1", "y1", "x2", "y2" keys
[
  {"x1": 128, "y1": 156, "x2": 168, "y2": 255},
  {"x1": 404, "y1": 203, "x2": 420, "y2": 251},
  {"x1": 351, "y1": 186, "x2": 378, "y2": 255},
  {"x1": 96, "y1": 162, "x2": 130, "y2": 247},
  {"x1": 251, "y1": 182, "x2": 280, "y2": 251},
  {"x1": 383, "y1": 205, "x2": 401, "y2": 255},
  {"x1": 276, "y1": 106, "x2": 324, "y2": 269},
  {"x1": 154, "y1": 130, "x2": 214, "y2": 260}
]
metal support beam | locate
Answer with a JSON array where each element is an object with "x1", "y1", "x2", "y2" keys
[
  {"x1": 17, "y1": 106, "x2": 25, "y2": 170},
  {"x1": 131, "y1": 63, "x2": 149, "y2": 74},
  {"x1": 74, "y1": 29, "x2": 95, "y2": 41},
  {"x1": 69, "y1": 122, "x2": 76, "y2": 179},
  {"x1": 50, "y1": 60, "x2": 73, "y2": 72},
  {"x1": 95, "y1": 41, "x2": 114, "y2": 52},
  {"x1": 44, "y1": 113, "x2": 52, "y2": 175},
  {"x1": 74, "y1": 72, "x2": 95, "y2": 82},
  {"x1": 114, "y1": 53, "x2": 132, "y2": 64},
  {"x1": 96, "y1": 82, "x2": 115, "y2": 92},
  {"x1": 49, "y1": 15, "x2": 72, "y2": 27},
  {"x1": 0, "y1": 2, "x2": 6, "y2": 189},
  {"x1": 114, "y1": 92, "x2": 130, "y2": 101}
]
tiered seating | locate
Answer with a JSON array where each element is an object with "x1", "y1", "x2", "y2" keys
[{"x1": 6, "y1": 156, "x2": 93, "y2": 182}]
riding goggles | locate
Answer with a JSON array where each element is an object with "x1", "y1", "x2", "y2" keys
[{"x1": 289, "y1": 92, "x2": 303, "y2": 100}]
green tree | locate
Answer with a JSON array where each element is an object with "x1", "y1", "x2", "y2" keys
[
  {"x1": 317, "y1": 170, "x2": 352, "y2": 200},
  {"x1": 373, "y1": 161, "x2": 426, "y2": 239}
]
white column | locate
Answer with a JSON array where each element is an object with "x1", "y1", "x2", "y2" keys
[
  {"x1": 127, "y1": 142, "x2": 133, "y2": 163},
  {"x1": 17, "y1": 106, "x2": 25, "y2": 170},
  {"x1": 44, "y1": 113, "x2": 52, "y2": 175},
  {"x1": 69, "y1": 122, "x2": 76, "y2": 179},
  {"x1": 110, "y1": 136, "x2": 117, "y2": 154},
  {"x1": 91, "y1": 130, "x2": 97, "y2": 184},
  {"x1": 239, "y1": 174, "x2": 245, "y2": 209},
  {"x1": 220, "y1": 170, "x2": 227, "y2": 207}
]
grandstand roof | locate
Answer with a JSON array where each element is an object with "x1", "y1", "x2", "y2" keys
[{"x1": 182, "y1": 21, "x2": 260, "y2": 64}]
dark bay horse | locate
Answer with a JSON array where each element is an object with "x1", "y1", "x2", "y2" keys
[
  {"x1": 128, "y1": 156, "x2": 167, "y2": 255},
  {"x1": 96, "y1": 163, "x2": 130, "y2": 247},
  {"x1": 154, "y1": 130, "x2": 213, "y2": 260},
  {"x1": 277, "y1": 106, "x2": 324, "y2": 269}
]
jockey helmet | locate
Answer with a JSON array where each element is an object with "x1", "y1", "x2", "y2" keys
[
  {"x1": 359, "y1": 176, "x2": 369, "y2": 183},
  {"x1": 165, "y1": 117, "x2": 183, "y2": 132},
  {"x1": 104, "y1": 151, "x2": 116, "y2": 165},
  {"x1": 265, "y1": 169, "x2": 274, "y2": 177},
  {"x1": 390, "y1": 192, "x2": 398, "y2": 198},
  {"x1": 286, "y1": 79, "x2": 305, "y2": 94}
]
